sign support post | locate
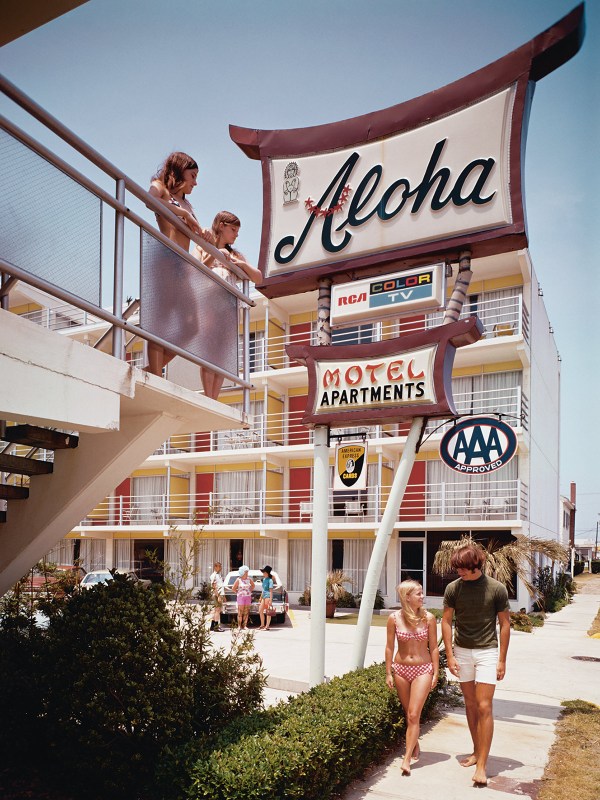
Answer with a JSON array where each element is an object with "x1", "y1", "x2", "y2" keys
[
  {"x1": 310, "y1": 277, "x2": 332, "y2": 686},
  {"x1": 352, "y1": 251, "x2": 473, "y2": 670}
]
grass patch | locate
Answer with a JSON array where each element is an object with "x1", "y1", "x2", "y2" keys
[
  {"x1": 326, "y1": 613, "x2": 389, "y2": 627},
  {"x1": 538, "y1": 700, "x2": 600, "y2": 800},
  {"x1": 588, "y1": 605, "x2": 600, "y2": 637}
]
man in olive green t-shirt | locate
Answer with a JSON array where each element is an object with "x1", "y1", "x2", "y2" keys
[{"x1": 441, "y1": 542, "x2": 510, "y2": 787}]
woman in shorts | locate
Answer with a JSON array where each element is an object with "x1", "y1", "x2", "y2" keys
[
  {"x1": 258, "y1": 565, "x2": 274, "y2": 630},
  {"x1": 385, "y1": 580, "x2": 439, "y2": 775}
]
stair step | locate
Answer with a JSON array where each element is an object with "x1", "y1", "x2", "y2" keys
[
  {"x1": 0, "y1": 453, "x2": 53, "y2": 476},
  {"x1": 0, "y1": 484, "x2": 29, "y2": 500},
  {"x1": 2, "y1": 425, "x2": 79, "y2": 450}
]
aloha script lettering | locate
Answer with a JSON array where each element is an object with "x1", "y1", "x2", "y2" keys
[{"x1": 275, "y1": 138, "x2": 496, "y2": 265}]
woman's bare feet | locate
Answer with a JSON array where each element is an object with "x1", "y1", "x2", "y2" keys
[
  {"x1": 401, "y1": 762, "x2": 411, "y2": 776},
  {"x1": 460, "y1": 754, "x2": 478, "y2": 767},
  {"x1": 411, "y1": 743, "x2": 420, "y2": 762}
]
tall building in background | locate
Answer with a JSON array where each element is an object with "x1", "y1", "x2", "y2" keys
[{"x1": 7, "y1": 244, "x2": 560, "y2": 610}]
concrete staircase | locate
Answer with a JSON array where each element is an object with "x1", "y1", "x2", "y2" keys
[{"x1": 0, "y1": 308, "x2": 246, "y2": 595}]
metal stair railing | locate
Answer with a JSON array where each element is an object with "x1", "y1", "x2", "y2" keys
[{"x1": 0, "y1": 73, "x2": 254, "y2": 414}]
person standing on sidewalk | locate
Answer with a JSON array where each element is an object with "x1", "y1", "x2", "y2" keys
[
  {"x1": 209, "y1": 561, "x2": 225, "y2": 632},
  {"x1": 258, "y1": 565, "x2": 274, "y2": 630},
  {"x1": 441, "y1": 541, "x2": 511, "y2": 786}
]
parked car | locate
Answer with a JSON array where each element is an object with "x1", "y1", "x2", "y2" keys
[
  {"x1": 221, "y1": 569, "x2": 288, "y2": 624},
  {"x1": 79, "y1": 569, "x2": 152, "y2": 590},
  {"x1": 80, "y1": 569, "x2": 113, "y2": 590}
]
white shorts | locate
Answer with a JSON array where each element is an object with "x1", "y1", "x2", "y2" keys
[{"x1": 454, "y1": 646, "x2": 498, "y2": 685}]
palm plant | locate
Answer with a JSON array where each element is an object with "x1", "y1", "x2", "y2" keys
[
  {"x1": 432, "y1": 534, "x2": 568, "y2": 597},
  {"x1": 325, "y1": 570, "x2": 353, "y2": 601}
]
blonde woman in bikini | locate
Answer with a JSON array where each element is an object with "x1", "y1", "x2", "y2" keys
[
  {"x1": 385, "y1": 580, "x2": 439, "y2": 775},
  {"x1": 146, "y1": 151, "x2": 210, "y2": 376}
]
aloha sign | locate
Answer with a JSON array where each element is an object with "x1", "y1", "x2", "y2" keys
[{"x1": 230, "y1": 5, "x2": 584, "y2": 299}]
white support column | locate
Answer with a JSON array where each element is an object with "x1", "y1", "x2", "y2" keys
[
  {"x1": 310, "y1": 424, "x2": 330, "y2": 686},
  {"x1": 352, "y1": 416, "x2": 423, "y2": 669}
]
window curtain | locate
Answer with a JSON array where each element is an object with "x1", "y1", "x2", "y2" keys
[
  {"x1": 166, "y1": 538, "x2": 186, "y2": 587},
  {"x1": 214, "y1": 470, "x2": 263, "y2": 510},
  {"x1": 342, "y1": 538, "x2": 387, "y2": 595},
  {"x1": 216, "y1": 401, "x2": 264, "y2": 449},
  {"x1": 80, "y1": 539, "x2": 106, "y2": 571},
  {"x1": 45, "y1": 538, "x2": 74, "y2": 565},
  {"x1": 289, "y1": 540, "x2": 311, "y2": 592},
  {"x1": 452, "y1": 371, "x2": 520, "y2": 421},
  {"x1": 426, "y1": 458, "x2": 518, "y2": 516},
  {"x1": 131, "y1": 476, "x2": 167, "y2": 523},
  {"x1": 243, "y1": 537, "x2": 277, "y2": 569},
  {"x1": 114, "y1": 540, "x2": 133, "y2": 570},
  {"x1": 193, "y1": 538, "x2": 230, "y2": 587}
]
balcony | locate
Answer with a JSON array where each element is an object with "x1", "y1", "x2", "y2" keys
[
  {"x1": 239, "y1": 292, "x2": 528, "y2": 372},
  {"x1": 149, "y1": 382, "x2": 526, "y2": 458},
  {"x1": 79, "y1": 479, "x2": 528, "y2": 529}
]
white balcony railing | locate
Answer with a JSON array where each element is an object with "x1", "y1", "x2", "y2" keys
[
  {"x1": 150, "y1": 384, "x2": 526, "y2": 456},
  {"x1": 80, "y1": 480, "x2": 528, "y2": 528},
  {"x1": 237, "y1": 292, "x2": 527, "y2": 372}
]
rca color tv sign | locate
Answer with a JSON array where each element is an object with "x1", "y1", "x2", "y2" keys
[
  {"x1": 331, "y1": 264, "x2": 446, "y2": 327},
  {"x1": 231, "y1": 6, "x2": 584, "y2": 299}
]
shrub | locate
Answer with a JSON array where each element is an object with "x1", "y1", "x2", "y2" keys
[
  {"x1": 533, "y1": 566, "x2": 576, "y2": 612},
  {"x1": 337, "y1": 588, "x2": 356, "y2": 608},
  {"x1": 510, "y1": 611, "x2": 533, "y2": 632},
  {"x1": 357, "y1": 587, "x2": 386, "y2": 610},
  {"x1": 574, "y1": 560, "x2": 584, "y2": 576},
  {"x1": 41, "y1": 575, "x2": 193, "y2": 798},
  {"x1": 187, "y1": 663, "x2": 443, "y2": 800},
  {"x1": 591, "y1": 560, "x2": 600, "y2": 574},
  {"x1": 0, "y1": 574, "x2": 266, "y2": 800}
]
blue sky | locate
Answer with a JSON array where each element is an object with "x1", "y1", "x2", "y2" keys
[{"x1": 1, "y1": 0, "x2": 598, "y2": 539}]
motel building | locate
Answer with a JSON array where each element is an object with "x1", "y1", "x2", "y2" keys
[
  {"x1": 5, "y1": 246, "x2": 560, "y2": 612},
  {"x1": 1, "y1": 7, "x2": 581, "y2": 614}
]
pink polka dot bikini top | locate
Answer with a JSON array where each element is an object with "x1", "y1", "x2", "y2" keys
[{"x1": 394, "y1": 610, "x2": 429, "y2": 642}]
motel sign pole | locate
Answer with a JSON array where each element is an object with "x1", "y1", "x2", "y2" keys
[
  {"x1": 310, "y1": 277, "x2": 333, "y2": 686},
  {"x1": 352, "y1": 252, "x2": 473, "y2": 670}
]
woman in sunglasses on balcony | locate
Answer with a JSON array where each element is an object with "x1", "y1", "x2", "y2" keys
[{"x1": 194, "y1": 211, "x2": 262, "y2": 399}]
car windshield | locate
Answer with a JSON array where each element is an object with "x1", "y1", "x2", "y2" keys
[{"x1": 84, "y1": 574, "x2": 111, "y2": 584}]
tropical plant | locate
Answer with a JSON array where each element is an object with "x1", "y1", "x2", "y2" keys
[
  {"x1": 432, "y1": 534, "x2": 568, "y2": 598},
  {"x1": 299, "y1": 570, "x2": 354, "y2": 605},
  {"x1": 326, "y1": 570, "x2": 353, "y2": 601}
]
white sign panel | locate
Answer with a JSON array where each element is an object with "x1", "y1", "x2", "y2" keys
[
  {"x1": 315, "y1": 345, "x2": 437, "y2": 415},
  {"x1": 266, "y1": 85, "x2": 515, "y2": 277},
  {"x1": 330, "y1": 263, "x2": 446, "y2": 327}
]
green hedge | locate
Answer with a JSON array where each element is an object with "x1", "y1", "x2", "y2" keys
[{"x1": 187, "y1": 663, "x2": 442, "y2": 800}]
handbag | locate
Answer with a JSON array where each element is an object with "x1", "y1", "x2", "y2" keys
[{"x1": 266, "y1": 607, "x2": 277, "y2": 617}]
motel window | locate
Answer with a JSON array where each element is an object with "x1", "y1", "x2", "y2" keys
[{"x1": 332, "y1": 323, "x2": 374, "y2": 346}]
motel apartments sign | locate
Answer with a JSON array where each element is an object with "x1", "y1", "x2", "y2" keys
[{"x1": 231, "y1": 5, "x2": 584, "y2": 426}]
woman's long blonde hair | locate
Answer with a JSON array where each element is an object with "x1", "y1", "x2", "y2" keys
[{"x1": 397, "y1": 579, "x2": 426, "y2": 628}]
